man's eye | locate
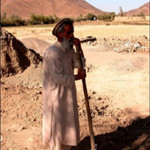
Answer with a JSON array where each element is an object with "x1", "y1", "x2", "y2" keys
[{"x1": 67, "y1": 31, "x2": 73, "y2": 35}]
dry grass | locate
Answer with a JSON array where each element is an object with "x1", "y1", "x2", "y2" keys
[{"x1": 4, "y1": 24, "x2": 149, "y2": 42}]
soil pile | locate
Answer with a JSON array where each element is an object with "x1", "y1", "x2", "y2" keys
[
  {"x1": 1, "y1": 29, "x2": 42, "y2": 77},
  {"x1": 20, "y1": 38, "x2": 50, "y2": 56}
]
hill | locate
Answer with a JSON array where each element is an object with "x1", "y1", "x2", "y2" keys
[
  {"x1": 126, "y1": 2, "x2": 149, "y2": 16},
  {"x1": 1, "y1": 0, "x2": 104, "y2": 19}
]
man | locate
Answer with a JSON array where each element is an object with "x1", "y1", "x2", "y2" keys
[{"x1": 43, "y1": 18, "x2": 86, "y2": 150}]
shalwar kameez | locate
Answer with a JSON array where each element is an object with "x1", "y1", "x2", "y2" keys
[{"x1": 43, "y1": 41, "x2": 80, "y2": 150}]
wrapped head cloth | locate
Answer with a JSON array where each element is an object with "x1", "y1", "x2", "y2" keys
[{"x1": 52, "y1": 18, "x2": 73, "y2": 37}]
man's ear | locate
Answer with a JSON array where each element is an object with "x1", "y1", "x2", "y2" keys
[{"x1": 57, "y1": 31, "x2": 63, "y2": 41}]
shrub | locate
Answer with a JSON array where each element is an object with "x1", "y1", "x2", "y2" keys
[
  {"x1": 85, "y1": 13, "x2": 97, "y2": 20},
  {"x1": 1, "y1": 13, "x2": 25, "y2": 26},
  {"x1": 137, "y1": 12, "x2": 145, "y2": 18},
  {"x1": 97, "y1": 12, "x2": 116, "y2": 21},
  {"x1": 52, "y1": 14, "x2": 60, "y2": 23},
  {"x1": 75, "y1": 16, "x2": 87, "y2": 22},
  {"x1": 29, "y1": 14, "x2": 56, "y2": 25},
  {"x1": 9, "y1": 15, "x2": 25, "y2": 25}
]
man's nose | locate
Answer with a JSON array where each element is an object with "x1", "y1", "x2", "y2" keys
[{"x1": 70, "y1": 33, "x2": 74, "y2": 38}]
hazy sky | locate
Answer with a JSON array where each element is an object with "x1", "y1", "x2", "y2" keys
[{"x1": 85, "y1": 0, "x2": 149, "y2": 14}]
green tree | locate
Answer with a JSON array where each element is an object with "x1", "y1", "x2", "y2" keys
[
  {"x1": 76, "y1": 16, "x2": 86, "y2": 22},
  {"x1": 119, "y1": 6, "x2": 124, "y2": 16},
  {"x1": 97, "y1": 12, "x2": 116, "y2": 21},
  {"x1": 29, "y1": 14, "x2": 57, "y2": 25},
  {"x1": 85, "y1": 13, "x2": 97, "y2": 20},
  {"x1": 10, "y1": 15, "x2": 25, "y2": 25},
  {"x1": 1, "y1": 14, "x2": 25, "y2": 26},
  {"x1": 110, "y1": 12, "x2": 116, "y2": 20},
  {"x1": 52, "y1": 14, "x2": 60, "y2": 23},
  {"x1": 137, "y1": 12, "x2": 145, "y2": 17}
]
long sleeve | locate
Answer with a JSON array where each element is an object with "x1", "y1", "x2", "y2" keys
[
  {"x1": 43, "y1": 49, "x2": 75, "y2": 87},
  {"x1": 72, "y1": 49, "x2": 86, "y2": 68}
]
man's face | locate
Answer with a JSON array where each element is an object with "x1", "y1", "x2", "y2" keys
[
  {"x1": 63, "y1": 24, "x2": 74, "y2": 41},
  {"x1": 61, "y1": 24, "x2": 74, "y2": 50}
]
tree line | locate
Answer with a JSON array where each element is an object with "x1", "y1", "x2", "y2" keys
[
  {"x1": 1, "y1": 11, "x2": 145, "y2": 27},
  {"x1": 1, "y1": 12, "x2": 117, "y2": 27}
]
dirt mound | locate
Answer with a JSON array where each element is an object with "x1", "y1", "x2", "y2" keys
[
  {"x1": 1, "y1": 29, "x2": 42, "y2": 77},
  {"x1": 20, "y1": 38, "x2": 50, "y2": 56}
]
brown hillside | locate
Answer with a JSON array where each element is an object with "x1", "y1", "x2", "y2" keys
[
  {"x1": 1, "y1": 0, "x2": 104, "y2": 19},
  {"x1": 126, "y1": 2, "x2": 149, "y2": 16}
]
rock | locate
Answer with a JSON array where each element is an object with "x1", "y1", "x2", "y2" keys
[
  {"x1": 31, "y1": 118, "x2": 36, "y2": 122},
  {"x1": 97, "y1": 97, "x2": 102, "y2": 100},
  {"x1": 143, "y1": 35, "x2": 148, "y2": 39},
  {"x1": 134, "y1": 42, "x2": 142, "y2": 51},
  {"x1": 92, "y1": 91, "x2": 97, "y2": 95},
  {"x1": 81, "y1": 36, "x2": 97, "y2": 43},
  {"x1": 1, "y1": 81, "x2": 4, "y2": 84},
  {"x1": 4, "y1": 87, "x2": 8, "y2": 90},
  {"x1": 19, "y1": 126, "x2": 27, "y2": 131},
  {"x1": 88, "y1": 96, "x2": 91, "y2": 100},
  {"x1": 23, "y1": 112, "x2": 28, "y2": 117},
  {"x1": 106, "y1": 23, "x2": 110, "y2": 26},
  {"x1": 36, "y1": 91, "x2": 42, "y2": 94},
  {"x1": 5, "y1": 128, "x2": 10, "y2": 132}
]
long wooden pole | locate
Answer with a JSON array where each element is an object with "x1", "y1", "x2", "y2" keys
[{"x1": 75, "y1": 45, "x2": 96, "y2": 150}]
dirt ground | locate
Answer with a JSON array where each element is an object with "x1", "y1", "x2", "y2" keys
[{"x1": 1, "y1": 24, "x2": 150, "y2": 150}]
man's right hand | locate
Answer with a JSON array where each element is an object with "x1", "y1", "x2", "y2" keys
[{"x1": 73, "y1": 37, "x2": 81, "y2": 48}]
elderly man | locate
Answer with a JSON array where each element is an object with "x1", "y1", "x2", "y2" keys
[{"x1": 43, "y1": 18, "x2": 86, "y2": 150}]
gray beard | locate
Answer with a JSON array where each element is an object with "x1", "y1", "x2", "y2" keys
[{"x1": 62, "y1": 38, "x2": 73, "y2": 50}]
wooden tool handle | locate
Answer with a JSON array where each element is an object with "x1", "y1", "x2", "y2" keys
[{"x1": 75, "y1": 45, "x2": 96, "y2": 150}]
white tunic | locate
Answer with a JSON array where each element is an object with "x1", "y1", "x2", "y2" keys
[{"x1": 43, "y1": 41, "x2": 80, "y2": 147}]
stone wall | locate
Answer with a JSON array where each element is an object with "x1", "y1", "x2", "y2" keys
[{"x1": 114, "y1": 16, "x2": 149, "y2": 22}]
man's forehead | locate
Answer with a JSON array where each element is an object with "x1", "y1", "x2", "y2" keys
[{"x1": 64, "y1": 24, "x2": 74, "y2": 32}]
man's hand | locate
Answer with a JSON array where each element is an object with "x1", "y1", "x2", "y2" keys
[
  {"x1": 73, "y1": 37, "x2": 81, "y2": 47},
  {"x1": 75, "y1": 69, "x2": 86, "y2": 80},
  {"x1": 78, "y1": 69, "x2": 86, "y2": 79}
]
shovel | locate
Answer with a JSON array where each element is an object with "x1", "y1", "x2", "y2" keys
[{"x1": 75, "y1": 43, "x2": 97, "y2": 150}]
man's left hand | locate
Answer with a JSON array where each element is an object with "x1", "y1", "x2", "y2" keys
[{"x1": 75, "y1": 69, "x2": 86, "y2": 80}]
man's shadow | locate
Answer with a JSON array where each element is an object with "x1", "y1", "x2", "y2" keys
[{"x1": 72, "y1": 116, "x2": 150, "y2": 150}]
